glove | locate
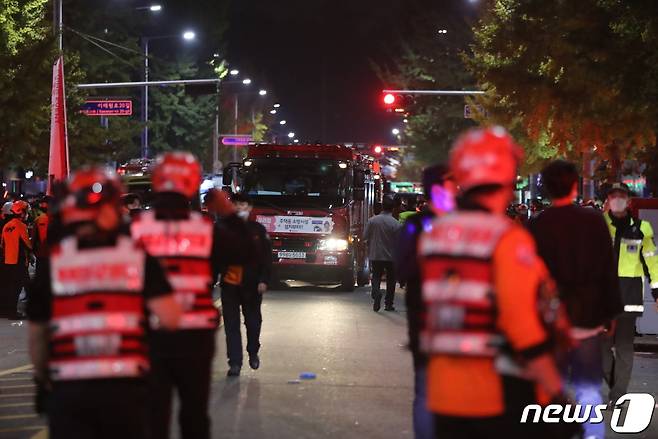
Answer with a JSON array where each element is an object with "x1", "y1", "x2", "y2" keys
[{"x1": 34, "y1": 378, "x2": 51, "y2": 415}]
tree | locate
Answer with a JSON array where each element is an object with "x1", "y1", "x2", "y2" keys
[
  {"x1": 374, "y1": 2, "x2": 477, "y2": 169},
  {"x1": 467, "y1": 0, "x2": 658, "y2": 176},
  {"x1": 0, "y1": 0, "x2": 55, "y2": 170}
]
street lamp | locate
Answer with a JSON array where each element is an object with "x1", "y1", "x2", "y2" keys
[
  {"x1": 392, "y1": 128, "x2": 400, "y2": 135},
  {"x1": 259, "y1": 89, "x2": 267, "y2": 96},
  {"x1": 273, "y1": 103, "x2": 281, "y2": 108},
  {"x1": 242, "y1": 78, "x2": 252, "y2": 85},
  {"x1": 230, "y1": 69, "x2": 239, "y2": 76},
  {"x1": 141, "y1": 31, "x2": 197, "y2": 158},
  {"x1": 270, "y1": 109, "x2": 277, "y2": 115},
  {"x1": 288, "y1": 132, "x2": 295, "y2": 138},
  {"x1": 279, "y1": 120, "x2": 287, "y2": 125},
  {"x1": 293, "y1": 139, "x2": 299, "y2": 144},
  {"x1": 149, "y1": 4, "x2": 162, "y2": 12}
]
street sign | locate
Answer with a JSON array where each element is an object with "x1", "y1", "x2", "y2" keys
[
  {"x1": 221, "y1": 135, "x2": 253, "y2": 146},
  {"x1": 464, "y1": 104, "x2": 486, "y2": 119},
  {"x1": 82, "y1": 100, "x2": 132, "y2": 116}
]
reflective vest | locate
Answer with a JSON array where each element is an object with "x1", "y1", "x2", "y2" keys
[
  {"x1": 49, "y1": 236, "x2": 148, "y2": 381},
  {"x1": 605, "y1": 213, "x2": 658, "y2": 312},
  {"x1": 131, "y1": 211, "x2": 219, "y2": 330},
  {"x1": 1, "y1": 218, "x2": 30, "y2": 265},
  {"x1": 33, "y1": 213, "x2": 49, "y2": 258},
  {"x1": 418, "y1": 212, "x2": 511, "y2": 357}
]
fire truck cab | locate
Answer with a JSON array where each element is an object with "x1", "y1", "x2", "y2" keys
[{"x1": 226, "y1": 143, "x2": 383, "y2": 290}]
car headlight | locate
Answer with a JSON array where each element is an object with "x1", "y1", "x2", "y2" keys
[{"x1": 318, "y1": 238, "x2": 349, "y2": 252}]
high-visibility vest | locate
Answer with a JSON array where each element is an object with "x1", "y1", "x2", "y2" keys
[
  {"x1": 33, "y1": 213, "x2": 49, "y2": 258},
  {"x1": 131, "y1": 210, "x2": 219, "y2": 330},
  {"x1": 49, "y1": 236, "x2": 148, "y2": 381},
  {"x1": 418, "y1": 212, "x2": 511, "y2": 357}
]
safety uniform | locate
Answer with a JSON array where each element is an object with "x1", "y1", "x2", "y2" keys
[
  {"x1": 419, "y1": 210, "x2": 568, "y2": 437},
  {"x1": 32, "y1": 212, "x2": 49, "y2": 278},
  {"x1": 27, "y1": 234, "x2": 173, "y2": 439},
  {"x1": 603, "y1": 211, "x2": 658, "y2": 401},
  {"x1": 1, "y1": 216, "x2": 31, "y2": 318}
]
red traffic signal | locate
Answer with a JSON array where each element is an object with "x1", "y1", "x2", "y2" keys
[
  {"x1": 373, "y1": 145, "x2": 383, "y2": 155},
  {"x1": 382, "y1": 92, "x2": 409, "y2": 113},
  {"x1": 383, "y1": 93, "x2": 396, "y2": 105}
]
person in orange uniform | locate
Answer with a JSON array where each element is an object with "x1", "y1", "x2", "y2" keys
[
  {"x1": 1, "y1": 200, "x2": 32, "y2": 318},
  {"x1": 418, "y1": 127, "x2": 572, "y2": 439}
]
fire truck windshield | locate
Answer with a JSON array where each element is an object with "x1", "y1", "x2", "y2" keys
[{"x1": 243, "y1": 159, "x2": 350, "y2": 208}]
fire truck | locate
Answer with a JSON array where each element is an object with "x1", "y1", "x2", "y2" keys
[{"x1": 226, "y1": 143, "x2": 383, "y2": 290}]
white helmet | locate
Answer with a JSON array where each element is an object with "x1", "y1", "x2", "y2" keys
[{"x1": 1, "y1": 202, "x2": 12, "y2": 216}]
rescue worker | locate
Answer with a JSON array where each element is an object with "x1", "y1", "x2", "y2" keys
[
  {"x1": 27, "y1": 167, "x2": 181, "y2": 439},
  {"x1": 130, "y1": 152, "x2": 249, "y2": 439},
  {"x1": 396, "y1": 163, "x2": 455, "y2": 439},
  {"x1": 221, "y1": 192, "x2": 271, "y2": 376},
  {"x1": 418, "y1": 127, "x2": 572, "y2": 439},
  {"x1": 602, "y1": 182, "x2": 658, "y2": 403},
  {"x1": 1, "y1": 200, "x2": 31, "y2": 319},
  {"x1": 31, "y1": 196, "x2": 51, "y2": 277}
]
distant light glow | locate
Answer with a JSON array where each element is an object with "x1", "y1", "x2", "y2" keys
[
  {"x1": 288, "y1": 132, "x2": 296, "y2": 138},
  {"x1": 259, "y1": 89, "x2": 267, "y2": 96},
  {"x1": 374, "y1": 145, "x2": 383, "y2": 154},
  {"x1": 230, "y1": 69, "x2": 239, "y2": 76},
  {"x1": 24, "y1": 170, "x2": 34, "y2": 179},
  {"x1": 338, "y1": 162, "x2": 348, "y2": 169},
  {"x1": 279, "y1": 120, "x2": 287, "y2": 125},
  {"x1": 270, "y1": 109, "x2": 277, "y2": 115},
  {"x1": 293, "y1": 139, "x2": 299, "y2": 143},
  {"x1": 273, "y1": 103, "x2": 281, "y2": 108},
  {"x1": 244, "y1": 160, "x2": 253, "y2": 167},
  {"x1": 150, "y1": 4, "x2": 162, "y2": 12},
  {"x1": 182, "y1": 30, "x2": 196, "y2": 40},
  {"x1": 392, "y1": 128, "x2": 400, "y2": 135},
  {"x1": 438, "y1": 29, "x2": 448, "y2": 34},
  {"x1": 242, "y1": 78, "x2": 252, "y2": 85},
  {"x1": 403, "y1": 118, "x2": 409, "y2": 124}
]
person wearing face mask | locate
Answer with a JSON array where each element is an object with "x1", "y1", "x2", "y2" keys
[
  {"x1": 602, "y1": 182, "x2": 658, "y2": 404},
  {"x1": 220, "y1": 192, "x2": 271, "y2": 376},
  {"x1": 395, "y1": 163, "x2": 456, "y2": 439}
]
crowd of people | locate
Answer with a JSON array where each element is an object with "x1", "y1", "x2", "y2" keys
[
  {"x1": 2, "y1": 125, "x2": 658, "y2": 438},
  {"x1": 1, "y1": 153, "x2": 271, "y2": 439},
  {"x1": 388, "y1": 128, "x2": 658, "y2": 439}
]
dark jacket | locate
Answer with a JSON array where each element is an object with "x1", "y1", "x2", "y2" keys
[
  {"x1": 528, "y1": 205, "x2": 623, "y2": 328},
  {"x1": 242, "y1": 220, "x2": 272, "y2": 290},
  {"x1": 395, "y1": 210, "x2": 435, "y2": 367}
]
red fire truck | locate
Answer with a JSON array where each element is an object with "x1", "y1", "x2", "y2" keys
[{"x1": 226, "y1": 143, "x2": 383, "y2": 290}]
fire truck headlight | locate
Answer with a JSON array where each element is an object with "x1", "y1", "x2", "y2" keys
[{"x1": 318, "y1": 238, "x2": 349, "y2": 252}]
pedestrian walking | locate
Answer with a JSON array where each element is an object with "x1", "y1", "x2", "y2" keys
[
  {"x1": 1, "y1": 200, "x2": 31, "y2": 319},
  {"x1": 602, "y1": 182, "x2": 658, "y2": 403},
  {"x1": 31, "y1": 196, "x2": 51, "y2": 278},
  {"x1": 396, "y1": 163, "x2": 455, "y2": 439},
  {"x1": 419, "y1": 127, "x2": 573, "y2": 439},
  {"x1": 528, "y1": 160, "x2": 623, "y2": 439},
  {"x1": 27, "y1": 167, "x2": 181, "y2": 439},
  {"x1": 364, "y1": 195, "x2": 401, "y2": 312},
  {"x1": 131, "y1": 152, "x2": 250, "y2": 439},
  {"x1": 220, "y1": 192, "x2": 272, "y2": 377}
]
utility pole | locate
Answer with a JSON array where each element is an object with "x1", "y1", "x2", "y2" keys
[
  {"x1": 213, "y1": 82, "x2": 221, "y2": 174},
  {"x1": 54, "y1": 0, "x2": 63, "y2": 51}
]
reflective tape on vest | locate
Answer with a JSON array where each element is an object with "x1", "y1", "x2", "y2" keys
[
  {"x1": 422, "y1": 279, "x2": 491, "y2": 303},
  {"x1": 51, "y1": 237, "x2": 145, "y2": 295},
  {"x1": 168, "y1": 274, "x2": 211, "y2": 292},
  {"x1": 51, "y1": 312, "x2": 143, "y2": 336},
  {"x1": 49, "y1": 356, "x2": 148, "y2": 381},
  {"x1": 420, "y1": 332, "x2": 504, "y2": 357},
  {"x1": 651, "y1": 282, "x2": 658, "y2": 289},
  {"x1": 624, "y1": 305, "x2": 644, "y2": 313},
  {"x1": 131, "y1": 212, "x2": 213, "y2": 258},
  {"x1": 178, "y1": 310, "x2": 220, "y2": 330},
  {"x1": 621, "y1": 239, "x2": 643, "y2": 246},
  {"x1": 643, "y1": 250, "x2": 657, "y2": 258}
]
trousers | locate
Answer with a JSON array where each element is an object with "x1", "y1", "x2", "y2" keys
[
  {"x1": 220, "y1": 283, "x2": 263, "y2": 366},
  {"x1": 371, "y1": 260, "x2": 396, "y2": 307},
  {"x1": 602, "y1": 313, "x2": 637, "y2": 402}
]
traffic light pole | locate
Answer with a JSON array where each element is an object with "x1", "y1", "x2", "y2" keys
[{"x1": 382, "y1": 89, "x2": 485, "y2": 96}]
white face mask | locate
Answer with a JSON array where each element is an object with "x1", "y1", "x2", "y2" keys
[
  {"x1": 609, "y1": 198, "x2": 628, "y2": 213},
  {"x1": 236, "y1": 210, "x2": 250, "y2": 220}
]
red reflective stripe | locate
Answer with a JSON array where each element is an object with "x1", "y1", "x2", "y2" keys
[
  {"x1": 49, "y1": 356, "x2": 149, "y2": 380},
  {"x1": 52, "y1": 294, "x2": 143, "y2": 317},
  {"x1": 161, "y1": 258, "x2": 211, "y2": 276}
]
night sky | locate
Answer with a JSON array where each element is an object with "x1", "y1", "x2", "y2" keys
[{"x1": 227, "y1": 0, "x2": 413, "y2": 144}]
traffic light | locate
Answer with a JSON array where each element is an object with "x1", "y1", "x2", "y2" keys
[
  {"x1": 382, "y1": 92, "x2": 409, "y2": 113},
  {"x1": 373, "y1": 145, "x2": 384, "y2": 155}
]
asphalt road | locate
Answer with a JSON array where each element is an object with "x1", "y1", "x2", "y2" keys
[{"x1": 1, "y1": 284, "x2": 658, "y2": 438}]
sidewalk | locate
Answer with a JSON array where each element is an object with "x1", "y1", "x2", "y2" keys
[{"x1": 635, "y1": 335, "x2": 658, "y2": 352}]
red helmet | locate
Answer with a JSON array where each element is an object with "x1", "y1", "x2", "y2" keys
[
  {"x1": 10, "y1": 200, "x2": 29, "y2": 216},
  {"x1": 152, "y1": 152, "x2": 201, "y2": 198},
  {"x1": 450, "y1": 126, "x2": 523, "y2": 192},
  {"x1": 60, "y1": 167, "x2": 124, "y2": 225}
]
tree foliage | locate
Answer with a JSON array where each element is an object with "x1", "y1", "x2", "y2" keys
[{"x1": 468, "y1": 0, "x2": 658, "y2": 174}]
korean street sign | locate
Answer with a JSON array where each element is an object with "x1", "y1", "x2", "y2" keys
[
  {"x1": 82, "y1": 100, "x2": 133, "y2": 116},
  {"x1": 221, "y1": 135, "x2": 253, "y2": 146}
]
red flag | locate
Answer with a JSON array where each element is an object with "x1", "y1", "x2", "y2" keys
[{"x1": 47, "y1": 55, "x2": 70, "y2": 195}]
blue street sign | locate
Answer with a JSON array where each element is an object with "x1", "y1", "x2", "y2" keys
[
  {"x1": 82, "y1": 100, "x2": 132, "y2": 116},
  {"x1": 221, "y1": 135, "x2": 253, "y2": 146}
]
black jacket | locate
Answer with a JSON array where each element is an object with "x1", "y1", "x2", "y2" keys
[
  {"x1": 242, "y1": 220, "x2": 272, "y2": 290},
  {"x1": 528, "y1": 205, "x2": 623, "y2": 328}
]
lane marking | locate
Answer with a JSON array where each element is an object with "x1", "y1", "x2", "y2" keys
[
  {"x1": 0, "y1": 402, "x2": 32, "y2": 408},
  {"x1": 0, "y1": 365, "x2": 32, "y2": 378},
  {"x1": 0, "y1": 384, "x2": 35, "y2": 389},
  {"x1": 0, "y1": 393, "x2": 35, "y2": 398},
  {"x1": 0, "y1": 413, "x2": 38, "y2": 420},
  {"x1": 0, "y1": 426, "x2": 45, "y2": 434},
  {"x1": 0, "y1": 377, "x2": 32, "y2": 382}
]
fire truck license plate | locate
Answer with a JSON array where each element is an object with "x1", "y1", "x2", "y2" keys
[{"x1": 277, "y1": 251, "x2": 306, "y2": 259}]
